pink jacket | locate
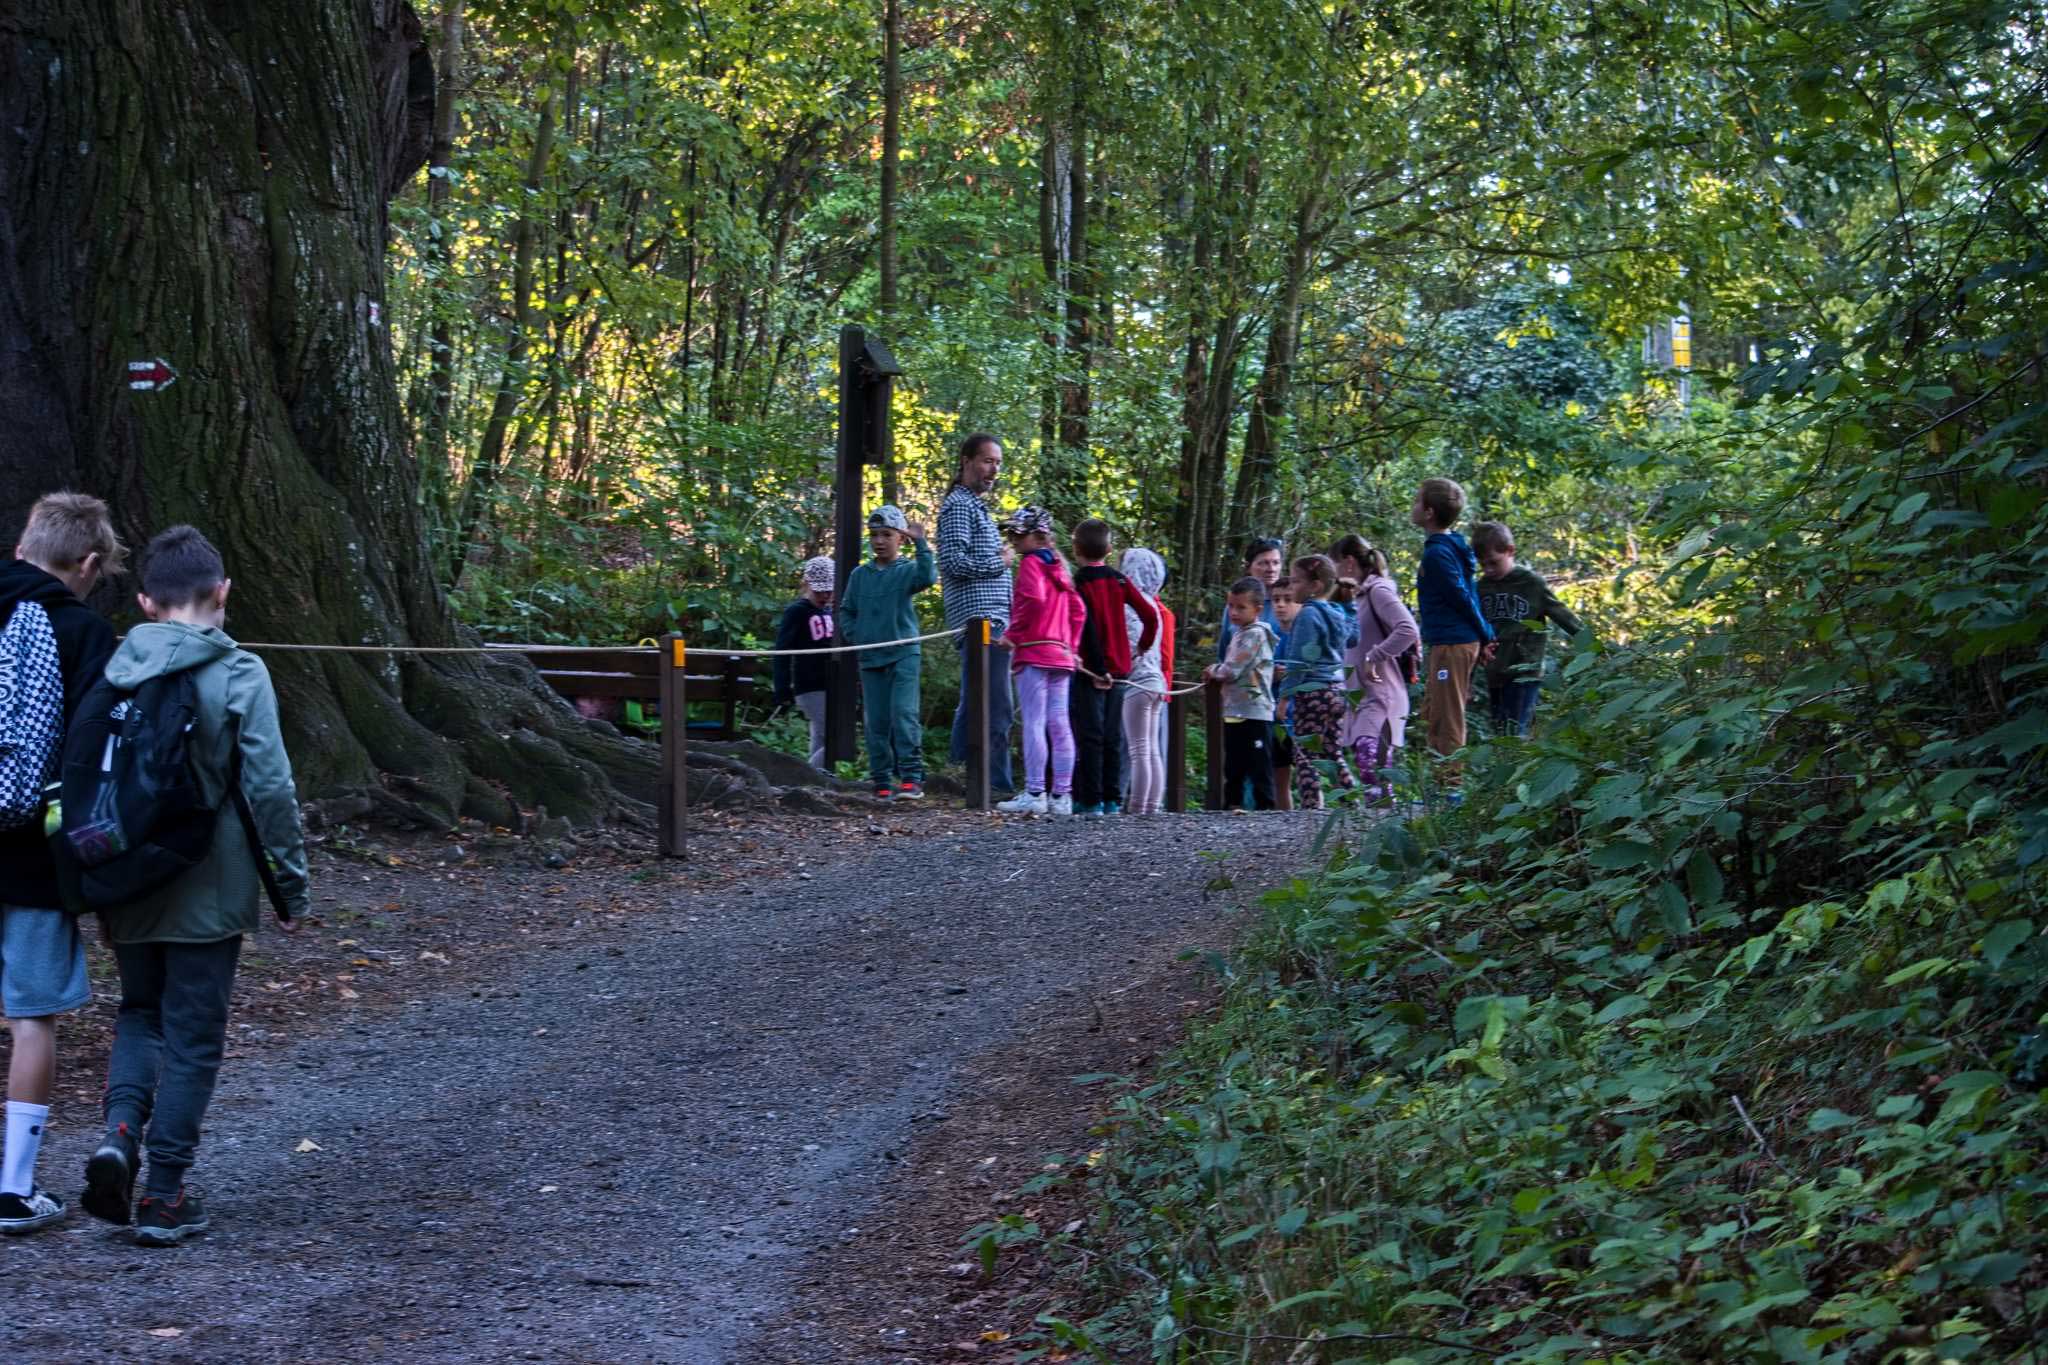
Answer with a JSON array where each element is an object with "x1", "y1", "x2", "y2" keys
[
  {"x1": 1342, "y1": 574, "x2": 1421, "y2": 749},
  {"x1": 1007, "y1": 549, "x2": 1086, "y2": 672}
]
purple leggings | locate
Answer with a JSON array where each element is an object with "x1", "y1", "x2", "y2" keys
[
  {"x1": 1351, "y1": 728, "x2": 1400, "y2": 798},
  {"x1": 1016, "y1": 666, "x2": 1076, "y2": 796}
]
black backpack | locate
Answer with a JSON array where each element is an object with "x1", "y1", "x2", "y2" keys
[{"x1": 50, "y1": 672, "x2": 220, "y2": 910}]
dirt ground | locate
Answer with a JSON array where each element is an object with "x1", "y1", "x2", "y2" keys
[{"x1": 1, "y1": 804, "x2": 1320, "y2": 1363}]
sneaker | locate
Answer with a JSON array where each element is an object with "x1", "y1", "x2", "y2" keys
[
  {"x1": 872, "y1": 786, "x2": 895, "y2": 801},
  {"x1": 1102, "y1": 801, "x2": 1121, "y2": 816},
  {"x1": 996, "y1": 790, "x2": 1048, "y2": 816},
  {"x1": 1047, "y1": 793, "x2": 1074, "y2": 817},
  {"x1": 83, "y1": 1123, "x2": 140, "y2": 1225},
  {"x1": 1079, "y1": 803, "x2": 1106, "y2": 820},
  {"x1": 133, "y1": 1190, "x2": 210, "y2": 1247},
  {"x1": 895, "y1": 781, "x2": 925, "y2": 800},
  {"x1": 0, "y1": 1187, "x2": 66, "y2": 1236}
]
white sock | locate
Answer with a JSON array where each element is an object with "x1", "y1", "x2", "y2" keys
[{"x1": 2, "y1": 1101, "x2": 50, "y2": 1196}]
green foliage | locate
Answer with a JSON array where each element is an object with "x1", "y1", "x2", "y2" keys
[{"x1": 1019, "y1": 428, "x2": 2047, "y2": 1355}]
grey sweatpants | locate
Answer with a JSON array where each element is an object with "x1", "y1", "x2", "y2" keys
[{"x1": 794, "y1": 690, "x2": 828, "y2": 769}]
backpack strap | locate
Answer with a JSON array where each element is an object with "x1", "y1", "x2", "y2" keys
[{"x1": 227, "y1": 736, "x2": 294, "y2": 923}]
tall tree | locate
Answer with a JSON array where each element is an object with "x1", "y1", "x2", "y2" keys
[
  {"x1": 0, "y1": 0, "x2": 653, "y2": 824},
  {"x1": 877, "y1": 0, "x2": 904, "y2": 506}
]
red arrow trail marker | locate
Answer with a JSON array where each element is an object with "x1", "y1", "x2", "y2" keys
[{"x1": 127, "y1": 359, "x2": 178, "y2": 392}]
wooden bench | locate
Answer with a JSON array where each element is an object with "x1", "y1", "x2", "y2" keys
[{"x1": 486, "y1": 645, "x2": 758, "y2": 741}]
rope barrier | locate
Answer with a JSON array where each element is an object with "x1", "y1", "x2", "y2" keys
[
  {"x1": 1007, "y1": 638, "x2": 1213, "y2": 697},
  {"x1": 230, "y1": 628, "x2": 966, "y2": 660},
  {"x1": 691, "y1": 627, "x2": 963, "y2": 659}
]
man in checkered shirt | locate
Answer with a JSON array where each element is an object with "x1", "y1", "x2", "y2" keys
[{"x1": 939, "y1": 433, "x2": 1016, "y2": 795}]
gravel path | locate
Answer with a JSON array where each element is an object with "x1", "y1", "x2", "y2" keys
[{"x1": 2, "y1": 812, "x2": 1315, "y2": 1363}]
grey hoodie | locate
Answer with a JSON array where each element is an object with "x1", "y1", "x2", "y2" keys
[{"x1": 101, "y1": 622, "x2": 310, "y2": 942}]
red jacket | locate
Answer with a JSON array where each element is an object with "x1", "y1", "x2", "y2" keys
[{"x1": 1073, "y1": 565, "x2": 1160, "y2": 679}]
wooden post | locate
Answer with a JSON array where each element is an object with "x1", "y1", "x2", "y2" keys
[
  {"x1": 963, "y1": 617, "x2": 992, "y2": 810},
  {"x1": 1203, "y1": 677, "x2": 1225, "y2": 811},
  {"x1": 1165, "y1": 687, "x2": 1188, "y2": 813},
  {"x1": 659, "y1": 634, "x2": 688, "y2": 857}
]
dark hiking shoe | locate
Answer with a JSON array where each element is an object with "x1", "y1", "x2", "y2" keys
[
  {"x1": 872, "y1": 786, "x2": 895, "y2": 801},
  {"x1": 0, "y1": 1187, "x2": 67, "y2": 1235},
  {"x1": 83, "y1": 1123, "x2": 140, "y2": 1226},
  {"x1": 895, "y1": 780, "x2": 925, "y2": 800},
  {"x1": 133, "y1": 1190, "x2": 210, "y2": 1246}
]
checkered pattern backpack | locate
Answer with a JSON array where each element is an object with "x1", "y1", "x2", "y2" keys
[{"x1": 0, "y1": 601, "x2": 65, "y2": 829}]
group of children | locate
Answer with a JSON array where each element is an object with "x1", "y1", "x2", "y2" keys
[
  {"x1": 772, "y1": 501, "x2": 1179, "y2": 816},
  {"x1": 1, "y1": 494, "x2": 309, "y2": 1245},
  {"x1": 1208, "y1": 476, "x2": 1583, "y2": 809},
  {"x1": 772, "y1": 474, "x2": 1579, "y2": 817}
]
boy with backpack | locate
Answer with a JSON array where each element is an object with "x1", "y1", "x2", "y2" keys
[
  {"x1": 839, "y1": 506, "x2": 937, "y2": 800},
  {"x1": 0, "y1": 493, "x2": 122, "y2": 1235},
  {"x1": 75, "y1": 525, "x2": 309, "y2": 1244}
]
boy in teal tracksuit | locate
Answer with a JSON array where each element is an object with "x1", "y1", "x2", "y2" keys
[{"x1": 839, "y1": 506, "x2": 937, "y2": 799}]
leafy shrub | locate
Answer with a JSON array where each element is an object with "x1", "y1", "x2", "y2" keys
[{"x1": 1015, "y1": 405, "x2": 2047, "y2": 1359}]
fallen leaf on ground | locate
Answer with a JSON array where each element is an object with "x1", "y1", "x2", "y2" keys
[
  {"x1": 338, "y1": 987, "x2": 360, "y2": 1000},
  {"x1": 979, "y1": 1330, "x2": 1010, "y2": 1343},
  {"x1": 147, "y1": 1328, "x2": 183, "y2": 1338},
  {"x1": 294, "y1": 1139, "x2": 322, "y2": 1154},
  {"x1": 539, "y1": 1185, "x2": 559, "y2": 1193}
]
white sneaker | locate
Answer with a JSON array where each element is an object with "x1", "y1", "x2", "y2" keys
[
  {"x1": 0, "y1": 1187, "x2": 66, "y2": 1236},
  {"x1": 996, "y1": 791, "x2": 1048, "y2": 816},
  {"x1": 1047, "y1": 794, "x2": 1074, "y2": 817}
]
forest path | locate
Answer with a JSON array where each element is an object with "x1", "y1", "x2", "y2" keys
[{"x1": 2, "y1": 812, "x2": 1316, "y2": 1364}]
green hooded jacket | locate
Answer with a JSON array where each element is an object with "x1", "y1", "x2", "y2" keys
[
  {"x1": 839, "y1": 539, "x2": 937, "y2": 667},
  {"x1": 101, "y1": 623, "x2": 311, "y2": 944}
]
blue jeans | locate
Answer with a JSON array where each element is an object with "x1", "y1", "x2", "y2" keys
[
  {"x1": 1490, "y1": 680, "x2": 1541, "y2": 737},
  {"x1": 949, "y1": 627, "x2": 1015, "y2": 795},
  {"x1": 105, "y1": 937, "x2": 243, "y2": 1194}
]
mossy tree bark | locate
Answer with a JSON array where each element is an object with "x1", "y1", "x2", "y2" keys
[{"x1": 0, "y1": 0, "x2": 667, "y2": 829}]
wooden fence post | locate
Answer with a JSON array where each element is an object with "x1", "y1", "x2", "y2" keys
[
  {"x1": 1203, "y1": 677, "x2": 1225, "y2": 811},
  {"x1": 964, "y1": 617, "x2": 991, "y2": 810},
  {"x1": 1165, "y1": 687, "x2": 1188, "y2": 813},
  {"x1": 659, "y1": 634, "x2": 688, "y2": 857}
]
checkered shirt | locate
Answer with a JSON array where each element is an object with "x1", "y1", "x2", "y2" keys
[{"x1": 937, "y1": 484, "x2": 1012, "y2": 632}]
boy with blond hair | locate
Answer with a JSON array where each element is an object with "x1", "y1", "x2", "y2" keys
[
  {"x1": 1410, "y1": 477, "x2": 1493, "y2": 778},
  {"x1": 1, "y1": 492, "x2": 123, "y2": 1235}
]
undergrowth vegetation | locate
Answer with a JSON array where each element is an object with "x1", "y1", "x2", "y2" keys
[{"x1": 993, "y1": 417, "x2": 2048, "y2": 1359}]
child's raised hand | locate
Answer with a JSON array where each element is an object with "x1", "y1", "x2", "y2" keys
[{"x1": 905, "y1": 519, "x2": 929, "y2": 543}]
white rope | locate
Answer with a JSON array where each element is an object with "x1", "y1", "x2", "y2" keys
[
  {"x1": 695, "y1": 627, "x2": 963, "y2": 659},
  {"x1": 233, "y1": 628, "x2": 966, "y2": 660}
]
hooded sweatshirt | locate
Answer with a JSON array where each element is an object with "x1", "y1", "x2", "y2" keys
[
  {"x1": 839, "y1": 539, "x2": 936, "y2": 668},
  {"x1": 1414, "y1": 531, "x2": 1494, "y2": 647},
  {"x1": 98, "y1": 622, "x2": 310, "y2": 942},
  {"x1": 1007, "y1": 549, "x2": 1087, "y2": 672},
  {"x1": 1118, "y1": 549, "x2": 1170, "y2": 693},
  {"x1": 1479, "y1": 564, "x2": 1583, "y2": 684},
  {"x1": 0, "y1": 559, "x2": 115, "y2": 908}
]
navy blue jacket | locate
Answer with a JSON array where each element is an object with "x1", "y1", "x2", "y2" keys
[{"x1": 1414, "y1": 533, "x2": 1494, "y2": 647}]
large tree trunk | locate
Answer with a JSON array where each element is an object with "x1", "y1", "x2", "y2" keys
[{"x1": 0, "y1": 0, "x2": 656, "y2": 829}]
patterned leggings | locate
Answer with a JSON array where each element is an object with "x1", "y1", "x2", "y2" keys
[
  {"x1": 1015, "y1": 665, "x2": 1076, "y2": 796},
  {"x1": 1289, "y1": 689, "x2": 1356, "y2": 810}
]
